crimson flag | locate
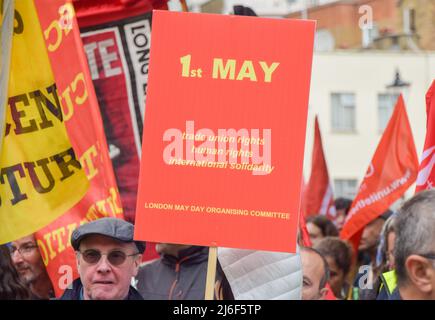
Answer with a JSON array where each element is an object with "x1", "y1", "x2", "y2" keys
[
  {"x1": 299, "y1": 179, "x2": 312, "y2": 247},
  {"x1": 304, "y1": 116, "x2": 335, "y2": 219},
  {"x1": 340, "y1": 95, "x2": 419, "y2": 251},
  {"x1": 415, "y1": 81, "x2": 435, "y2": 192}
]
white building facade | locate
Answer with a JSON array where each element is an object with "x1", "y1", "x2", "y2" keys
[{"x1": 304, "y1": 51, "x2": 435, "y2": 200}]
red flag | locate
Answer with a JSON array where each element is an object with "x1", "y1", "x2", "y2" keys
[
  {"x1": 416, "y1": 81, "x2": 435, "y2": 192},
  {"x1": 299, "y1": 179, "x2": 312, "y2": 247},
  {"x1": 34, "y1": 0, "x2": 124, "y2": 296},
  {"x1": 304, "y1": 116, "x2": 336, "y2": 219},
  {"x1": 299, "y1": 179, "x2": 336, "y2": 298},
  {"x1": 72, "y1": 0, "x2": 168, "y2": 27},
  {"x1": 324, "y1": 285, "x2": 337, "y2": 300},
  {"x1": 340, "y1": 95, "x2": 419, "y2": 251}
]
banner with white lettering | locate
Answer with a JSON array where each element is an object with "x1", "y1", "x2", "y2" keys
[{"x1": 79, "y1": 12, "x2": 152, "y2": 222}]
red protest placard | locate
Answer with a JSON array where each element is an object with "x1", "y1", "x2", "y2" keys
[{"x1": 134, "y1": 11, "x2": 315, "y2": 253}]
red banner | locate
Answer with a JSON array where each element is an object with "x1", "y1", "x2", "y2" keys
[
  {"x1": 416, "y1": 81, "x2": 435, "y2": 192},
  {"x1": 73, "y1": 0, "x2": 167, "y2": 28},
  {"x1": 134, "y1": 11, "x2": 315, "y2": 253},
  {"x1": 340, "y1": 95, "x2": 419, "y2": 250},
  {"x1": 34, "y1": 0, "x2": 124, "y2": 297},
  {"x1": 299, "y1": 179, "x2": 312, "y2": 247},
  {"x1": 79, "y1": 27, "x2": 143, "y2": 223},
  {"x1": 299, "y1": 211, "x2": 312, "y2": 247},
  {"x1": 304, "y1": 116, "x2": 335, "y2": 219},
  {"x1": 75, "y1": 0, "x2": 161, "y2": 262},
  {"x1": 75, "y1": 3, "x2": 162, "y2": 223}
]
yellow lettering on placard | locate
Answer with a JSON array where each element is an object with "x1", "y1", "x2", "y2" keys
[
  {"x1": 44, "y1": 3, "x2": 75, "y2": 52},
  {"x1": 37, "y1": 239, "x2": 49, "y2": 266},
  {"x1": 212, "y1": 58, "x2": 236, "y2": 80},
  {"x1": 61, "y1": 72, "x2": 88, "y2": 122},
  {"x1": 109, "y1": 187, "x2": 123, "y2": 214},
  {"x1": 71, "y1": 73, "x2": 88, "y2": 105},
  {"x1": 52, "y1": 227, "x2": 66, "y2": 253},
  {"x1": 79, "y1": 144, "x2": 98, "y2": 180},
  {"x1": 212, "y1": 58, "x2": 279, "y2": 82},
  {"x1": 44, "y1": 20, "x2": 63, "y2": 52},
  {"x1": 66, "y1": 223, "x2": 78, "y2": 248},
  {"x1": 236, "y1": 60, "x2": 257, "y2": 81},
  {"x1": 43, "y1": 232, "x2": 57, "y2": 260},
  {"x1": 259, "y1": 61, "x2": 279, "y2": 83}
]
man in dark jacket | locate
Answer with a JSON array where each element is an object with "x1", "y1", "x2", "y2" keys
[
  {"x1": 60, "y1": 218, "x2": 145, "y2": 300},
  {"x1": 390, "y1": 190, "x2": 435, "y2": 300},
  {"x1": 135, "y1": 243, "x2": 233, "y2": 300}
]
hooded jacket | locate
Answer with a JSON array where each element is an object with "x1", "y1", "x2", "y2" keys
[{"x1": 135, "y1": 246, "x2": 233, "y2": 300}]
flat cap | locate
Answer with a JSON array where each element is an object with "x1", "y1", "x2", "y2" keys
[{"x1": 71, "y1": 218, "x2": 145, "y2": 253}]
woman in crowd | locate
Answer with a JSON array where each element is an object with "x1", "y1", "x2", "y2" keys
[
  {"x1": 315, "y1": 237, "x2": 353, "y2": 299},
  {"x1": 306, "y1": 215, "x2": 339, "y2": 246}
]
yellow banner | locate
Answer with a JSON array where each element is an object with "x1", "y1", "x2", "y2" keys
[{"x1": 0, "y1": 0, "x2": 89, "y2": 244}]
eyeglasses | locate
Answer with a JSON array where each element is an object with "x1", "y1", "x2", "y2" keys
[
  {"x1": 9, "y1": 244, "x2": 38, "y2": 256},
  {"x1": 78, "y1": 249, "x2": 139, "y2": 266}
]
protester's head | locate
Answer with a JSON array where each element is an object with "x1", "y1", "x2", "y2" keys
[
  {"x1": 301, "y1": 247, "x2": 329, "y2": 300},
  {"x1": 10, "y1": 234, "x2": 51, "y2": 298},
  {"x1": 0, "y1": 245, "x2": 31, "y2": 300},
  {"x1": 155, "y1": 243, "x2": 192, "y2": 258},
  {"x1": 386, "y1": 224, "x2": 396, "y2": 271},
  {"x1": 315, "y1": 237, "x2": 353, "y2": 299},
  {"x1": 306, "y1": 215, "x2": 339, "y2": 247},
  {"x1": 375, "y1": 214, "x2": 397, "y2": 274},
  {"x1": 334, "y1": 197, "x2": 353, "y2": 230},
  {"x1": 72, "y1": 218, "x2": 145, "y2": 300},
  {"x1": 359, "y1": 210, "x2": 393, "y2": 254},
  {"x1": 394, "y1": 190, "x2": 435, "y2": 300}
]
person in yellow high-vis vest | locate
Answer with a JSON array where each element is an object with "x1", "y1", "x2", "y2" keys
[{"x1": 377, "y1": 269, "x2": 397, "y2": 300}]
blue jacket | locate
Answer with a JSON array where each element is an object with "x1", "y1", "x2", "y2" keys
[{"x1": 388, "y1": 288, "x2": 402, "y2": 300}]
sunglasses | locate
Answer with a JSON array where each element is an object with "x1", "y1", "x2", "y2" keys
[{"x1": 79, "y1": 249, "x2": 139, "y2": 266}]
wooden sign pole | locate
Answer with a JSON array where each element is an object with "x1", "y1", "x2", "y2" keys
[
  {"x1": 204, "y1": 246, "x2": 218, "y2": 300},
  {"x1": 180, "y1": 0, "x2": 189, "y2": 12}
]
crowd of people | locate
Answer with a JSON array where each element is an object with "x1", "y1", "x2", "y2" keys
[
  {"x1": 302, "y1": 189, "x2": 435, "y2": 300},
  {"x1": 1, "y1": 190, "x2": 434, "y2": 300}
]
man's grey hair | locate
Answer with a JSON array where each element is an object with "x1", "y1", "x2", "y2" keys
[
  {"x1": 301, "y1": 246, "x2": 330, "y2": 289},
  {"x1": 394, "y1": 189, "x2": 435, "y2": 286}
]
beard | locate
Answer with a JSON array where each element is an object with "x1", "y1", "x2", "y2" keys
[{"x1": 20, "y1": 269, "x2": 38, "y2": 285}]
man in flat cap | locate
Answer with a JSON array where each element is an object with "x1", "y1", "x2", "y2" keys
[{"x1": 60, "y1": 218, "x2": 145, "y2": 300}]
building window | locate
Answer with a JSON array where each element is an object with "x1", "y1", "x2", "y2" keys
[
  {"x1": 403, "y1": 8, "x2": 416, "y2": 34},
  {"x1": 378, "y1": 93, "x2": 399, "y2": 132},
  {"x1": 331, "y1": 93, "x2": 356, "y2": 132},
  {"x1": 410, "y1": 9, "x2": 416, "y2": 33},
  {"x1": 334, "y1": 179, "x2": 358, "y2": 199},
  {"x1": 362, "y1": 23, "x2": 379, "y2": 48}
]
